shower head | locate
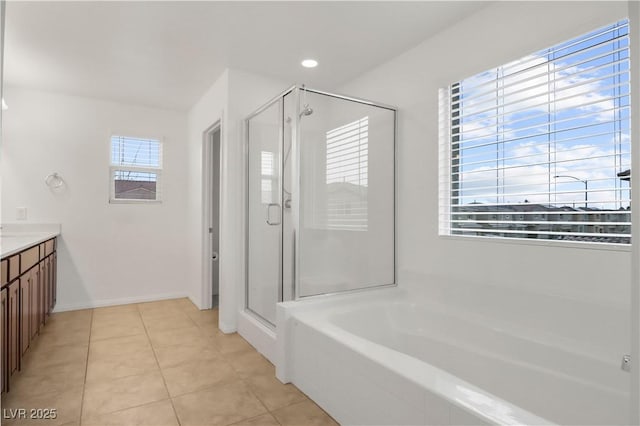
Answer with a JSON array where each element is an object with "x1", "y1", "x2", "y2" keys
[{"x1": 299, "y1": 104, "x2": 313, "y2": 118}]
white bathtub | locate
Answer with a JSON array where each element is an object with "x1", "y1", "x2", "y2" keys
[{"x1": 276, "y1": 286, "x2": 629, "y2": 425}]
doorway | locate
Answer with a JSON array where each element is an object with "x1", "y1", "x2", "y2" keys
[{"x1": 205, "y1": 123, "x2": 221, "y2": 308}]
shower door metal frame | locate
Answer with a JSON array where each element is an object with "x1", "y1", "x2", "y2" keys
[
  {"x1": 244, "y1": 85, "x2": 295, "y2": 327},
  {"x1": 291, "y1": 86, "x2": 398, "y2": 301},
  {"x1": 244, "y1": 84, "x2": 398, "y2": 326}
]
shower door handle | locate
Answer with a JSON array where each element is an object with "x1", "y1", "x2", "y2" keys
[{"x1": 266, "y1": 203, "x2": 282, "y2": 226}]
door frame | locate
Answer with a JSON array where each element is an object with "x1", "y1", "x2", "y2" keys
[{"x1": 202, "y1": 120, "x2": 222, "y2": 310}]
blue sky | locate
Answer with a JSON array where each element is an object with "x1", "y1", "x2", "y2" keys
[{"x1": 454, "y1": 19, "x2": 629, "y2": 210}]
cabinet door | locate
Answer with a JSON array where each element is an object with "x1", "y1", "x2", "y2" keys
[
  {"x1": 30, "y1": 265, "x2": 40, "y2": 339},
  {"x1": 52, "y1": 252, "x2": 57, "y2": 308},
  {"x1": 42, "y1": 259, "x2": 49, "y2": 324},
  {"x1": 1, "y1": 288, "x2": 7, "y2": 394},
  {"x1": 19, "y1": 274, "x2": 30, "y2": 356},
  {"x1": 8, "y1": 282, "x2": 19, "y2": 375}
]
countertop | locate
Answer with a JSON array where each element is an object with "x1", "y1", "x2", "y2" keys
[{"x1": 1, "y1": 224, "x2": 61, "y2": 258}]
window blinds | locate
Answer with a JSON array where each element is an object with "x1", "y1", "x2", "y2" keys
[
  {"x1": 110, "y1": 136, "x2": 163, "y2": 202},
  {"x1": 440, "y1": 20, "x2": 630, "y2": 244},
  {"x1": 326, "y1": 117, "x2": 369, "y2": 230}
]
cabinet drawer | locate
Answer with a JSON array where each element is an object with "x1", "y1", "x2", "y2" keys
[
  {"x1": 44, "y1": 240, "x2": 54, "y2": 256},
  {"x1": 1, "y1": 260, "x2": 7, "y2": 287},
  {"x1": 20, "y1": 247, "x2": 39, "y2": 274},
  {"x1": 8, "y1": 256, "x2": 19, "y2": 282}
]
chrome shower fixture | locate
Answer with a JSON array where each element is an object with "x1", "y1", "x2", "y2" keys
[{"x1": 299, "y1": 104, "x2": 313, "y2": 117}]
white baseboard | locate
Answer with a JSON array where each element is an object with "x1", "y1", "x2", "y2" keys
[{"x1": 53, "y1": 292, "x2": 189, "y2": 312}]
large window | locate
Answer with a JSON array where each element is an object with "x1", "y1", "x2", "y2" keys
[
  {"x1": 440, "y1": 20, "x2": 630, "y2": 245},
  {"x1": 326, "y1": 116, "x2": 368, "y2": 230},
  {"x1": 110, "y1": 135, "x2": 162, "y2": 202}
]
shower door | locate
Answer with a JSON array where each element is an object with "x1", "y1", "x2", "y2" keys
[
  {"x1": 294, "y1": 90, "x2": 396, "y2": 298},
  {"x1": 246, "y1": 85, "x2": 396, "y2": 324},
  {"x1": 246, "y1": 97, "x2": 284, "y2": 326},
  {"x1": 246, "y1": 90, "x2": 295, "y2": 326}
]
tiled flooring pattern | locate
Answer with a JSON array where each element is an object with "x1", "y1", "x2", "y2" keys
[{"x1": 1, "y1": 298, "x2": 338, "y2": 426}]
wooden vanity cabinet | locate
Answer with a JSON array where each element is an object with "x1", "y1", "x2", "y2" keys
[{"x1": 0, "y1": 237, "x2": 57, "y2": 394}]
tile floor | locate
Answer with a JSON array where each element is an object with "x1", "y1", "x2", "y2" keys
[{"x1": 1, "y1": 298, "x2": 338, "y2": 426}]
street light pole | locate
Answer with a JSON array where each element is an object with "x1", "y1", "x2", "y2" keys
[{"x1": 554, "y1": 175, "x2": 588, "y2": 208}]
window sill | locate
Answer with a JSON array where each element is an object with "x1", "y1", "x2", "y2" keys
[
  {"x1": 109, "y1": 199, "x2": 162, "y2": 204},
  {"x1": 439, "y1": 233, "x2": 631, "y2": 252}
]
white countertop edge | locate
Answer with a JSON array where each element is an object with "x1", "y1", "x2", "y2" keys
[{"x1": 1, "y1": 225, "x2": 61, "y2": 258}]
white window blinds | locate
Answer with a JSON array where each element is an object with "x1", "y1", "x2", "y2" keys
[
  {"x1": 326, "y1": 117, "x2": 369, "y2": 230},
  {"x1": 261, "y1": 151, "x2": 276, "y2": 204},
  {"x1": 440, "y1": 19, "x2": 630, "y2": 245},
  {"x1": 110, "y1": 136, "x2": 163, "y2": 202}
]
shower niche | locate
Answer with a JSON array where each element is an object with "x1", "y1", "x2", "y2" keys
[{"x1": 246, "y1": 86, "x2": 396, "y2": 327}]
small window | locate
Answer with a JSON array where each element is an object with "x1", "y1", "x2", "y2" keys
[
  {"x1": 326, "y1": 116, "x2": 368, "y2": 230},
  {"x1": 439, "y1": 19, "x2": 630, "y2": 245},
  {"x1": 110, "y1": 135, "x2": 162, "y2": 202}
]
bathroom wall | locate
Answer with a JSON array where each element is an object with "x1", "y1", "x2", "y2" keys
[
  {"x1": 1, "y1": 86, "x2": 190, "y2": 310},
  {"x1": 340, "y1": 1, "x2": 631, "y2": 362},
  {"x1": 186, "y1": 68, "x2": 289, "y2": 331}
]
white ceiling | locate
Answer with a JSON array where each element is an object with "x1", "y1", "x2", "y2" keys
[{"x1": 4, "y1": 1, "x2": 488, "y2": 111}]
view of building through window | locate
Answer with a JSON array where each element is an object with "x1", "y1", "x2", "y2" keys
[
  {"x1": 444, "y1": 19, "x2": 630, "y2": 244},
  {"x1": 110, "y1": 135, "x2": 162, "y2": 201}
]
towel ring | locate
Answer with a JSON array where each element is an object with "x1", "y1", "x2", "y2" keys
[{"x1": 45, "y1": 173, "x2": 64, "y2": 189}]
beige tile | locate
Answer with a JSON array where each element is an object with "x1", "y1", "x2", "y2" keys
[
  {"x1": 2, "y1": 385, "x2": 83, "y2": 426},
  {"x1": 91, "y1": 311, "x2": 142, "y2": 327},
  {"x1": 90, "y1": 320, "x2": 146, "y2": 341},
  {"x1": 186, "y1": 309, "x2": 218, "y2": 325},
  {"x1": 138, "y1": 301, "x2": 184, "y2": 318},
  {"x1": 173, "y1": 298, "x2": 199, "y2": 313},
  {"x1": 197, "y1": 321, "x2": 221, "y2": 337},
  {"x1": 82, "y1": 371, "x2": 168, "y2": 418},
  {"x1": 92, "y1": 303, "x2": 139, "y2": 317},
  {"x1": 89, "y1": 334, "x2": 152, "y2": 358},
  {"x1": 161, "y1": 358, "x2": 238, "y2": 397},
  {"x1": 172, "y1": 380, "x2": 267, "y2": 426},
  {"x1": 86, "y1": 345, "x2": 159, "y2": 383},
  {"x1": 226, "y1": 350, "x2": 274, "y2": 378},
  {"x1": 147, "y1": 326, "x2": 205, "y2": 348},
  {"x1": 154, "y1": 340, "x2": 220, "y2": 369},
  {"x1": 22, "y1": 343, "x2": 88, "y2": 370},
  {"x1": 271, "y1": 400, "x2": 338, "y2": 426},
  {"x1": 38, "y1": 327, "x2": 91, "y2": 347},
  {"x1": 48, "y1": 309, "x2": 92, "y2": 324},
  {"x1": 244, "y1": 373, "x2": 306, "y2": 411},
  {"x1": 141, "y1": 312, "x2": 197, "y2": 332},
  {"x1": 41, "y1": 317, "x2": 91, "y2": 335},
  {"x1": 213, "y1": 332, "x2": 253, "y2": 355},
  {"x1": 229, "y1": 413, "x2": 280, "y2": 426},
  {"x1": 81, "y1": 399, "x2": 178, "y2": 426},
  {"x1": 10, "y1": 358, "x2": 86, "y2": 397}
]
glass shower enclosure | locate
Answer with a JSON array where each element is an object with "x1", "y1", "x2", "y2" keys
[{"x1": 246, "y1": 85, "x2": 396, "y2": 327}]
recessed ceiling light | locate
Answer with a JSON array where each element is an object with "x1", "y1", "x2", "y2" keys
[{"x1": 301, "y1": 59, "x2": 318, "y2": 68}]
